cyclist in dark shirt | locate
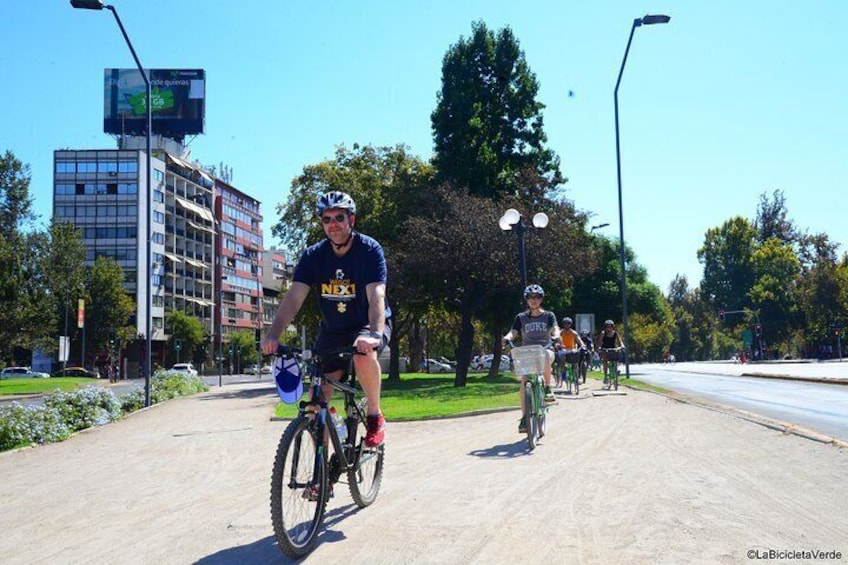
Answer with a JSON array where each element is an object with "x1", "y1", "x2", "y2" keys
[
  {"x1": 262, "y1": 191, "x2": 391, "y2": 447},
  {"x1": 596, "y1": 319, "x2": 625, "y2": 384}
]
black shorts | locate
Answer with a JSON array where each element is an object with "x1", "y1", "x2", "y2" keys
[{"x1": 314, "y1": 320, "x2": 392, "y2": 375}]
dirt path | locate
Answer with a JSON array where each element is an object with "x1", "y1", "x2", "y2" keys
[{"x1": 1, "y1": 380, "x2": 846, "y2": 564}]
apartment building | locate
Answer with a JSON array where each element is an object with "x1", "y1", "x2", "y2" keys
[
  {"x1": 215, "y1": 179, "x2": 263, "y2": 353},
  {"x1": 52, "y1": 141, "x2": 216, "y2": 373}
]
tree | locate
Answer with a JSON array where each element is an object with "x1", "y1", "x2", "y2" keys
[
  {"x1": 431, "y1": 21, "x2": 563, "y2": 198},
  {"x1": 754, "y1": 189, "x2": 797, "y2": 245},
  {"x1": 0, "y1": 150, "x2": 41, "y2": 364},
  {"x1": 84, "y1": 257, "x2": 136, "y2": 363},
  {"x1": 271, "y1": 144, "x2": 436, "y2": 380},
  {"x1": 749, "y1": 238, "x2": 800, "y2": 353},
  {"x1": 165, "y1": 310, "x2": 207, "y2": 367},
  {"x1": 697, "y1": 216, "x2": 758, "y2": 311},
  {"x1": 228, "y1": 330, "x2": 259, "y2": 373},
  {"x1": 44, "y1": 220, "x2": 86, "y2": 355}
]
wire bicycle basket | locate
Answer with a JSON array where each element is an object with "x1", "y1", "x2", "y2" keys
[{"x1": 510, "y1": 345, "x2": 548, "y2": 376}]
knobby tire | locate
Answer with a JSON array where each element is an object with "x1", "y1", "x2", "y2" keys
[{"x1": 270, "y1": 416, "x2": 328, "y2": 558}]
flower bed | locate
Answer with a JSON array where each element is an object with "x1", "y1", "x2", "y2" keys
[{"x1": 0, "y1": 371, "x2": 209, "y2": 452}]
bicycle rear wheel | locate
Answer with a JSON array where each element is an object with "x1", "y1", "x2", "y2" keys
[
  {"x1": 270, "y1": 416, "x2": 328, "y2": 558},
  {"x1": 347, "y1": 399, "x2": 385, "y2": 507},
  {"x1": 612, "y1": 363, "x2": 619, "y2": 391},
  {"x1": 524, "y1": 382, "x2": 537, "y2": 450}
]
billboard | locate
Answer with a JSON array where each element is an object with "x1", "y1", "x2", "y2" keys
[{"x1": 104, "y1": 69, "x2": 205, "y2": 137}]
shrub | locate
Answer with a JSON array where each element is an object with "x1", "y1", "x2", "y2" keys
[
  {"x1": 0, "y1": 402, "x2": 71, "y2": 451},
  {"x1": 44, "y1": 386, "x2": 123, "y2": 432},
  {"x1": 1, "y1": 372, "x2": 208, "y2": 452}
]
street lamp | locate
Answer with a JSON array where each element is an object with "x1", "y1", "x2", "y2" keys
[
  {"x1": 71, "y1": 0, "x2": 153, "y2": 406},
  {"x1": 614, "y1": 13, "x2": 670, "y2": 379},
  {"x1": 590, "y1": 222, "x2": 610, "y2": 233},
  {"x1": 498, "y1": 208, "x2": 549, "y2": 292}
]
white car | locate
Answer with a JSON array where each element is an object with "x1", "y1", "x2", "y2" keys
[
  {"x1": 0, "y1": 366, "x2": 50, "y2": 379},
  {"x1": 424, "y1": 358, "x2": 452, "y2": 373},
  {"x1": 169, "y1": 363, "x2": 198, "y2": 376}
]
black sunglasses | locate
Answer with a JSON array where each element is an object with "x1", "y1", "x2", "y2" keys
[{"x1": 321, "y1": 213, "x2": 347, "y2": 225}]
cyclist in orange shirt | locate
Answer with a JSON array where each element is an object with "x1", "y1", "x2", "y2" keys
[{"x1": 556, "y1": 317, "x2": 584, "y2": 387}]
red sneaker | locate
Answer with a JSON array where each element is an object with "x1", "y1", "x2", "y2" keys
[{"x1": 365, "y1": 413, "x2": 386, "y2": 447}]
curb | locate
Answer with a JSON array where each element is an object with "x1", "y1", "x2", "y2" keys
[
  {"x1": 739, "y1": 372, "x2": 848, "y2": 385},
  {"x1": 624, "y1": 383, "x2": 847, "y2": 449}
]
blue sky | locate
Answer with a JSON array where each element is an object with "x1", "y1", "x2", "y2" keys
[{"x1": 1, "y1": 1, "x2": 845, "y2": 293}]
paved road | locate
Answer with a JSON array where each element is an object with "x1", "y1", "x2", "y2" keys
[
  {"x1": 2, "y1": 376, "x2": 846, "y2": 564},
  {"x1": 632, "y1": 366, "x2": 848, "y2": 442}
]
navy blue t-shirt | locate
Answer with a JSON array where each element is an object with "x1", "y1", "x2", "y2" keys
[{"x1": 293, "y1": 232, "x2": 391, "y2": 335}]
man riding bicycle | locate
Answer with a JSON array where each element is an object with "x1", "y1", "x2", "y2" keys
[
  {"x1": 262, "y1": 191, "x2": 392, "y2": 448},
  {"x1": 596, "y1": 319, "x2": 625, "y2": 384},
  {"x1": 503, "y1": 284, "x2": 560, "y2": 433},
  {"x1": 557, "y1": 317, "x2": 584, "y2": 385}
]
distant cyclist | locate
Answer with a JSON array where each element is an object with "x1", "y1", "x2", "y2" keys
[
  {"x1": 262, "y1": 191, "x2": 391, "y2": 448},
  {"x1": 557, "y1": 317, "x2": 584, "y2": 383},
  {"x1": 503, "y1": 284, "x2": 560, "y2": 433},
  {"x1": 579, "y1": 329, "x2": 594, "y2": 380},
  {"x1": 596, "y1": 319, "x2": 625, "y2": 384}
]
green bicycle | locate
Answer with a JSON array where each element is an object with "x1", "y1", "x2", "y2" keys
[
  {"x1": 600, "y1": 347, "x2": 624, "y2": 391},
  {"x1": 558, "y1": 347, "x2": 580, "y2": 395},
  {"x1": 507, "y1": 342, "x2": 548, "y2": 450}
]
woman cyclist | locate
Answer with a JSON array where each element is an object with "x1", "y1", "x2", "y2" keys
[
  {"x1": 596, "y1": 319, "x2": 625, "y2": 384},
  {"x1": 503, "y1": 284, "x2": 560, "y2": 433}
]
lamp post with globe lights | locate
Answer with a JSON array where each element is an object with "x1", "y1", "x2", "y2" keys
[{"x1": 498, "y1": 208, "x2": 549, "y2": 293}]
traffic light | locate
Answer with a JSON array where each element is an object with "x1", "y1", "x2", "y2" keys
[
  {"x1": 175, "y1": 339, "x2": 182, "y2": 351},
  {"x1": 755, "y1": 323, "x2": 762, "y2": 336},
  {"x1": 718, "y1": 309, "x2": 725, "y2": 323},
  {"x1": 836, "y1": 328, "x2": 842, "y2": 338}
]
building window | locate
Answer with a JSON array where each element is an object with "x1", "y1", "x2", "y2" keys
[{"x1": 119, "y1": 161, "x2": 139, "y2": 174}]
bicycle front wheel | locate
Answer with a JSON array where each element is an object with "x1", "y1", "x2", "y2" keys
[
  {"x1": 270, "y1": 416, "x2": 328, "y2": 558},
  {"x1": 524, "y1": 382, "x2": 537, "y2": 450}
]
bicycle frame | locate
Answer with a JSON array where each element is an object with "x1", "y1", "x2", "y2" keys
[{"x1": 289, "y1": 348, "x2": 372, "y2": 490}]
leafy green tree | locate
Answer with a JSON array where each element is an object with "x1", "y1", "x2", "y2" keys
[
  {"x1": 271, "y1": 143, "x2": 436, "y2": 380},
  {"x1": 0, "y1": 150, "x2": 43, "y2": 365},
  {"x1": 165, "y1": 310, "x2": 207, "y2": 367},
  {"x1": 697, "y1": 216, "x2": 758, "y2": 311},
  {"x1": 754, "y1": 189, "x2": 797, "y2": 245},
  {"x1": 228, "y1": 330, "x2": 259, "y2": 373},
  {"x1": 431, "y1": 21, "x2": 563, "y2": 198},
  {"x1": 44, "y1": 220, "x2": 86, "y2": 354},
  {"x1": 83, "y1": 257, "x2": 136, "y2": 361},
  {"x1": 796, "y1": 233, "x2": 848, "y2": 348},
  {"x1": 749, "y1": 237, "x2": 800, "y2": 353}
]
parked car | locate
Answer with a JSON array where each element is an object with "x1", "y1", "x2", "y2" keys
[
  {"x1": 422, "y1": 358, "x2": 452, "y2": 373},
  {"x1": 169, "y1": 363, "x2": 198, "y2": 376},
  {"x1": 261, "y1": 365, "x2": 272, "y2": 374},
  {"x1": 51, "y1": 366, "x2": 98, "y2": 378},
  {"x1": 244, "y1": 364, "x2": 260, "y2": 375},
  {"x1": 481, "y1": 354, "x2": 512, "y2": 371},
  {"x1": 0, "y1": 366, "x2": 50, "y2": 379}
]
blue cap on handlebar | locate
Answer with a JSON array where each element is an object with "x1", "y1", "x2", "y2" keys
[{"x1": 274, "y1": 354, "x2": 303, "y2": 404}]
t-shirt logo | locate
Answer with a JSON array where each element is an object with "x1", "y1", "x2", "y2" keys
[{"x1": 321, "y1": 268, "x2": 356, "y2": 312}]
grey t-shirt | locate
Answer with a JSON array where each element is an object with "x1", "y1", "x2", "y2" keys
[{"x1": 511, "y1": 310, "x2": 557, "y2": 347}]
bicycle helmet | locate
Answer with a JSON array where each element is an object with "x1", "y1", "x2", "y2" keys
[
  {"x1": 523, "y1": 284, "x2": 545, "y2": 298},
  {"x1": 580, "y1": 329, "x2": 589, "y2": 337},
  {"x1": 562, "y1": 316, "x2": 573, "y2": 326},
  {"x1": 316, "y1": 191, "x2": 356, "y2": 217},
  {"x1": 604, "y1": 319, "x2": 615, "y2": 327}
]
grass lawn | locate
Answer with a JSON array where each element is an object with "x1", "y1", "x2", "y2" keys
[
  {"x1": 274, "y1": 371, "x2": 521, "y2": 421},
  {"x1": 0, "y1": 377, "x2": 100, "y2": 396}
]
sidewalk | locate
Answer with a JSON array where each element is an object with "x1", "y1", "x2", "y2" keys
[
  {"x1": 2, "y1": 376, "x2": 847, "y2": 563},
  {"x1": 638, "y1": 359, "x2": 848, "y2": 385}
]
